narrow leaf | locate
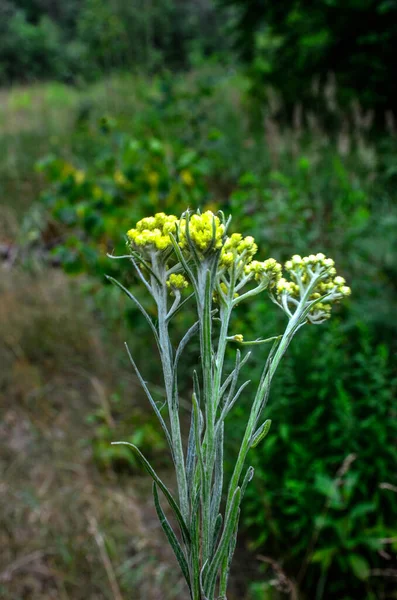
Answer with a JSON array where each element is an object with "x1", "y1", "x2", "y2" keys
[
  {"x1": 193, "y1": 370, "x2": 201, "y2": 407},
  {"x1": 124, "y1": 343, "x2": 173, "y2": 454},
  {"x1": 169, "y1": 233, "x2": 197, "y2": 292},
  {"x1": 106, "y1": 276, "x2": 160, "y2": 346},
  {"x1": 192, "y1": 393, "x2": 205, "y2": 480},
  {"x1": 210, "y1": 423, "x2": 224, "y2": 527},
  {"x1": 216, "y1": 380, "x2": 251, "y2": 431},
  {"x1": 241, "y1": 466, "x2": 255, "y2": 498},
  {"x1": 173, "y1": 321, "x2": 199, "y2": 392},
  {"x1": 130, "y1": 251, "x2": 162, "y2": 286},
  {"x1": 111, "y1": 441, "x2": 190, "y2": 545},
  {"x1": 153, "y1": 483, "x2": 192, "y2": 595},
  {"x1": 211, "y1": 513, "x2": 223, "y2": 558},
  {"x1": 250, "y1": 420, "x2": 272, "y2": 448},
  {"x1": 221, "y1": 508, "x2": 240, "y2": 595},
  {"x1": 171, "y1": 320, "x2": 199, "y2": 411},
  {"x1": 190, "y1": 487, "x2": 201, "y2": 599},
  {"x1": 203, "y1": 487, "x2": 241, "y2": 596},
  {"x1": 186, "y1": 406, "x2": 197, "y2": 497},
  {"x1": 223, "y1": 349, "x2": 241, "y2": 407},
  {"x1": 166, "y1": 291, "x2": 194, "y2": 321},
  {"x1": 219, "y1": 350, "x2": 251, "y2": 401}
]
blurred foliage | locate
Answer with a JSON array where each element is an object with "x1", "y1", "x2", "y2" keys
[
  {"x1": 220, "y1": 0, "x2": 397, "y2": 119},
  {"x1": 2, "y1": 0, "x2": 397, "y2": 123},
  {"x1": 37, "y1": 127, "x2": 210, "y2": 277},
  {"x1": 0, "y1": 0, "x2": 228, "y2": 84},
  {"x1": 88, "y1": 394, "x2": 168, "y2": 472},
  {"x1": 6, "y1": 68, "x2": 397, "y2": 598},
  {"x1": 229, "y1": 319, "x2": 397, "y2": 599},
  {"x1": 0, "y1": 8, "x2": 65, "y2": 82}
]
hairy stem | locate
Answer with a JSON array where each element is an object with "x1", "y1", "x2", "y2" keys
[{"x1": 154, "y1": 257, "x2": 189, "y2": 523}]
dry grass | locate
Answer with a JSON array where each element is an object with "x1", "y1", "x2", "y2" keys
[{"x1": 0, "y1": 265, "x2": 187, "y2": 600}]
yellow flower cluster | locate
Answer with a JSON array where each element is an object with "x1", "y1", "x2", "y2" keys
[
  {"x1": 213, "y1": 281, "x2": 240, "y2": 303},
  {"x1": 285, "y1": 253, "x2": 335, "y2": 276},
  {"x1": 309, "y1": 302, "x2": 333, "y2": 320},
  {"x1": 166, "y1": 273, "x2": 189, "y2": 291},
  {"x1": 178, "y1": 211, "x2": 225, "y2": 254},
  {"x1": 124, "y1": 211, "x2": 350, "y2": 323},
  {"x1": 127, "y1": 213, "x2": 178, "y2": 252},
  {"x1": 220, "y1": 233, "x2": 258, "y2": 268},
  {"x1": 276, "y1": 278, "x2": 300, "y2": 297},
  {"x1": 276, "y1": 253, "x2": 351, "y2": 321},
  {"x1": 283, "y1": 253, "x2": 351, "y2": 296},
  {"x1": 218, "y1": 232, "x2": 282, "y2": 295},
  {"x1": 245, "y1": 258, "x2": 282, "y2": 288}
]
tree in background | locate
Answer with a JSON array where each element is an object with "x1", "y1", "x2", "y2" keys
[
  {"x1": 219, "y1": 0, "x2": 397, "y2": 117},
  {"x1": 0, "y1": 0, "x2": 227, "y2": 83}
]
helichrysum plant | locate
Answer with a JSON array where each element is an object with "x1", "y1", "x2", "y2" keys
[{"x1": 108, "y1": 210, "x2": 351, "y2": 600}]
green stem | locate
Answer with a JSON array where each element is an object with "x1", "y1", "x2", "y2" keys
[
  {"x1": 154, "y1": 258, "x2": 189, "y2": 524},
  {"x1": 200, "y1": 268, "x2": 235, "y2": 593},
  {"x1": 198, "y1": 266, "x2": 214, "y2": 562},
  {"x1": 223, "y1": 274, "x2": 321, "y2": 525}
]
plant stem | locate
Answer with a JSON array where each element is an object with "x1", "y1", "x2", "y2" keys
[
  {"x1": 223, "y1": 310, "x2": 299, "y2": 525},
  {"x1": 198, "y1": 266, "x2": 214, "y2": 562},
  {"x1": 154, "y1": 259, "x2": 189, "y2": 523}
]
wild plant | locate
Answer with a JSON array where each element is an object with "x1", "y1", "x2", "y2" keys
[{"x1": 108, "y1": 210, "x2": 350, "y2": 600}]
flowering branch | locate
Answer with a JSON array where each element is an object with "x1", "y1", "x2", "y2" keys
[{"x1": 108, "y1": 210, "x2": 351, "y2": 600}]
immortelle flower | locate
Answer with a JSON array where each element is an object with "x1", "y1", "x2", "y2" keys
[
  {"x1": 274, "y1": 253, "x2": 352, "y2": 323},
  {"x1": 127, "y1": 212, "x2": 178, "y2": 253},
  {"x1": 167, "y1": 273, "x2": 189, "y2": 295},
  {"x1": 106, "y1": 210, "x2": 351, "y2": 600},
  {"x1": 178, "y1": 210, "x2": 225, "y2": 254}
]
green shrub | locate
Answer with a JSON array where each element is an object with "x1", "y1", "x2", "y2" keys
[
  {"x1": 38, "y1": 126, "x2": 211, "y2": 278},
  {"x1": 229, "y1": 151, "x2": 397, "y2": 340},
  {"x1": 220, "y1": 0, "x2": 397, "y2": 117},
  {"x1": 0, "y1": 0, "x2": 228, "y2": 84},
  {"x1": 228, "y1": 318, "x2": 397, "y2": 598},
  {"x1": 0, "y1": 10, "x2": 64, "y2": 82}
]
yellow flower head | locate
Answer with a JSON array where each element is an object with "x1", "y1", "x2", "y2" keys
[
  {"x1": 278, "y1": 252, "x2": 351, "y2": 322},
  {"x1": 220, "y1": 233, "x2": 258, "y2": 269},
  {"x1": 276, "y1": 277, "x2": 300, "y2": 297},
  {"x1": 178, "y1": 211, "x2": 225, "y2": 254},
  {"x1": 245, "y1": 258, "x2": 282, "y2": 288},
  {"x1": 127, "y1": 213, "x2": 178, "y2": 253},
  {"x1": 166, "y1": 273, "x2": 189, "y2": 292}
]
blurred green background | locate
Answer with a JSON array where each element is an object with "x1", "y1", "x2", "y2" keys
[{"x1": 0, "y1": 1, "x2": 396, "y2": 599}]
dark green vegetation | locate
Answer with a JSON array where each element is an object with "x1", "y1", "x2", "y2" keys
[
  {"x1": 1, "y1": 2, "x2": 396, "y2": 599},
  {"x1": 2, "y1": 0, "x2": 397, "y2": 121},
  {"x1": 221, "y1": 0, "x2": 397, "y2": 117},
  {"x1": 0, "y1": 0, "x2": 226, "y2": 83}
]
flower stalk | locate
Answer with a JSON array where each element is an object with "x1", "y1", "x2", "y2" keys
[{"x1": 108, "y1": 210, "x2": 351, "y2": 600}]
